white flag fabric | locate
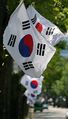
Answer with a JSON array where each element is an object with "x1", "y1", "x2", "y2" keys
[
  {"x1": 3, "y1": 3, "x2": 56, "y2": 77},
  {"x1": 27, "y1": 5, "x2": 65, "y2": 46},
  {"x1": 20, "y1": 74, "x2": 43, "y2": 95}
]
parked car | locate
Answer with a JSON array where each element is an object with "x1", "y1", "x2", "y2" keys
[
  {"x1": 55, "y1": 96, "x2": 66, "y2": 107},
  {"x1": 34, "y1": 100, "x2": 48, "y2": 112},
  {"x1": 42, "y1": 103, "x2": 48, "y2": 109},
  {"x1": 34, "y1": 100, "x2": 43, "y2": 112}
]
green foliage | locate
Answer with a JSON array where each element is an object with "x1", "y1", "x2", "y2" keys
[
  {"x1": 56, "y1": 40, "x2": 67, "y2": 49},
  {"x1": 35, "y1": 0, "x2": 68, "y2": 32},
  {"x1": 52, "y1": 79, "x2": 64, "y2": 96},
  {"x1": 7, "y1": 0, "x2": 20, "y2": 14},
  {"x1": 43, "y1": 49, "x2": 65, "y2": 91},
  {"x1": 51, "y1": 59, "x2": 68, "y2": 97},
  {"x1": 33, "y1": 0, "x2": 68, "y2": 98},
  {"x1": 60, "y1": 61, "x2": 68, "y2": 96}
]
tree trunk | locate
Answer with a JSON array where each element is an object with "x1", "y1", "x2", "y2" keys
[
  {"x1": 0, "y1": 1, "x2": 12, "y2": 119},
  {"x1": 0, "y1": 1, "x2": 29, "y2": 119}
]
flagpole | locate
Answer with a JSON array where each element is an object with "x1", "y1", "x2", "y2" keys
[{"x1": 28, "y1": 106, "x2": 34, "y2": 119}]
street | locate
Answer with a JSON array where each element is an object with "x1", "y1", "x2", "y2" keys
[{"x1": 34, "y1": 106, "x2": 68, "y2": 119}]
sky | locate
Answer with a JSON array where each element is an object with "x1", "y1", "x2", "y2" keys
[
  {"x1": 64, "y1": 31, "x2": 68, "y2": 42},
  {"x1": 60, "y1": 32, "x2": 68, "y2": 58}
]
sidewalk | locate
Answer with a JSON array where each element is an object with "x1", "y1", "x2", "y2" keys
[{"x1": 45, "y1": 106, "x2": 68, "y2": 114}]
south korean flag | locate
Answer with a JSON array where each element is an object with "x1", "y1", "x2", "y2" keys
[
  {"x1": 27, "y1": 5, "x2": 65, "y2": 46},
  {"x1": 24, "y1": 90, "x2": 37, "y2": 105},
  {"x1": 20, "y1": 74, "x2": 43, "y2": 95},
  {"x1": 3, "y1": 2, "x2": 56, "y2": 78},
  {"x1": 3, "y1": 3, "x2": 35, "y2": 77}
]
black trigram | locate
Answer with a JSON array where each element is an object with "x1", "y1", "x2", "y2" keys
[
  {"x1": 46, "y1": 27, "x2": 55, "y2": 35},
  {"x1": 22, "y1": 20, "x2": 30, "y2": 30},
  {"x1": 31, "y1": 14, "x2": 37, "y2": 24},
  {"x1": 7, "y1": 34, "x2": 17, "y2": 47},
  {"x1": 25, "y1": 81, "x2": 29, "y2": 86},
  {"x1": 23, "y1": 61, "x2": 34, "y2": 70},
  {"x1": 37, "y1": 43, "x2": 46, "y2": 56}
]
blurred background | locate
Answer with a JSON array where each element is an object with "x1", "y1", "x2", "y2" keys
[{"x1": 0, "y1": 0, "x2": 68, "y2": 119}]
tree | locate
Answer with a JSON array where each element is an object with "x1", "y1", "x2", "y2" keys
[
  {"x1": 35, "y1": 0, "x2": 68, "y2": 98},
  {"x1": 51, "y1": 59, "x2": 68, "y2": 107},
  {"x1": 54, "y1": 59, "x2": 68, "y2": 97},
  {"x1": 0, "y1": 1, "x2": 12, "y2": 119},
  {"x1": 0, "y1": 0, "x2": 28, "y2": 119}
]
